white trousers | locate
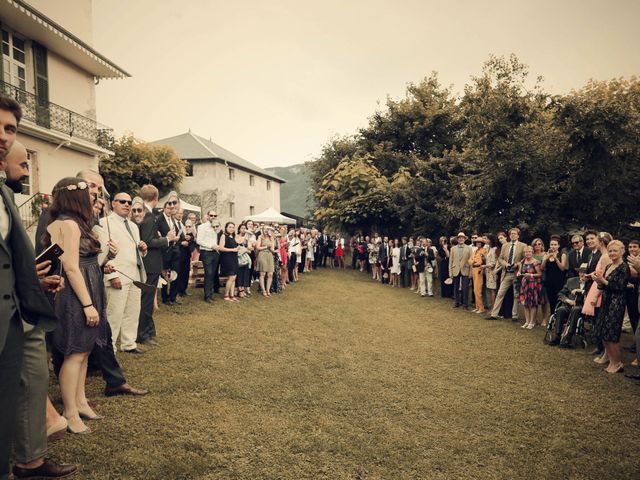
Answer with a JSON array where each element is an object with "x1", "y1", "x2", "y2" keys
[
  {"x1": 105, "y1": 282, "x2": 141, "y2": 352},
  {"x1": 418, "y1": 272, "x2": 427, "y2": 296},
  {"x1": 425, "y1": 270, "x2": 434, "y2": 296}
]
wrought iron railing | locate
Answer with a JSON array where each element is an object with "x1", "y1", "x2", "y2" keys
[
  {"x1": 17, "y1": 192, "x2": 49, "y2": 230},
  {"x1": 0, "y1": 80, "x2": 112, "y2": 145}
]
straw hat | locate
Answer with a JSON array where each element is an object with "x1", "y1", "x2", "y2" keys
[{"x1": 456, "y1": 232, "x2": 467, "y2": 239}]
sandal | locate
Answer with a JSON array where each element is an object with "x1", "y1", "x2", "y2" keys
[{"x1": 223, "y1": 296, "x2": 233, "y2": 302}]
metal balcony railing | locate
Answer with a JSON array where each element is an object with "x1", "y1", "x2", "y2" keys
[
  {"x1": 17, "y1": 192, "x2": 49, "y2": 231},
  {"x1": 1, "y1": 80, "x2": 112, "y2": 145}
]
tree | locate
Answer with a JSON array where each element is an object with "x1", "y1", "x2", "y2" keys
[
  {"x1": 99, "y1": 134, "x2": 187, "y2": 197},
  {"x1": 314, "y1": 155, "x2": 393, "y2": 233}
]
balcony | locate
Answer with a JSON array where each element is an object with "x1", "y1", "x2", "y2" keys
[{"x1": 0, "y1": 80, "x2": 112, "y2": 145}]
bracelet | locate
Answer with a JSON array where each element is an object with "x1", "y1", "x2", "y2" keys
[{"x1": 82, "y1": 303, "x2": 93, "y2": 309}]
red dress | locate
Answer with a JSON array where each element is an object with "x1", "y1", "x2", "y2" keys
[
  {"x1": 335, "y1": 244, "x2": 344, "y2": 258},
  {"x1": 518, "y1": 260, "x2": 543, "y2": 307},
  {"x1": 279, "y1": 238, "x2": 288, "y2": 267}
]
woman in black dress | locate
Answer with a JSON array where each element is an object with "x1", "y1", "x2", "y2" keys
[
  {"x1": 235, "y1": 223, "x2": 252, "y2": 298},
  {"x1": 218, "y1": 222, "x2": 240, "y2": 302},
  {"x1": 541, "y1": 235, "x2": 567, "y2": 323},
  {"x1": 592, "y1": 240, "x2": 630, "y2": 373},
  {"x1": 438, "y1": 236, "x2": 453, "y2": 298},
  {"x1": 45, "y1": 177, "x2": 105, "y2": 434}
]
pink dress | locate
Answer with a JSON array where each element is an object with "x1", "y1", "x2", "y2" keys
[
  {"x1": 279, "y1": 238, "x2": 288, "y2": 267},
  {"x1": 582, "y1": 258, "x2": 605, "y2": 316}
]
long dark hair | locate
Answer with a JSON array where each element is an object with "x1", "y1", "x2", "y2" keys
[{"x1": 42, "y1": 177, "x2": 100, "y2": 252}]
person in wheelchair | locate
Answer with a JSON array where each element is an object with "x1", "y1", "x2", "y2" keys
[{"x1": 548, "y1": 264, "x2": 588, "y2": 347}]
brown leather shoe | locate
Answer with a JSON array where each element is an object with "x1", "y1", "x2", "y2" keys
[
  {"x1": 104, "y1": 383, "x2": 149, "y2": 397},
  {"x1": 13, "y1": 458, "x2": 77, "y2": 478}
]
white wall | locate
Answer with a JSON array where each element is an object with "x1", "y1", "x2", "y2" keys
[
  {"x1": 47, "y1": 51, "x2": 97, "y2": 119},
  {"x1": 25, "y1": 0, "x2": 93, "y2": 42}
]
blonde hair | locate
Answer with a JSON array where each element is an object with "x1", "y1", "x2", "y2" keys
[{"x1": 607, "y1": 239, "x2": 625, "y2": 253}]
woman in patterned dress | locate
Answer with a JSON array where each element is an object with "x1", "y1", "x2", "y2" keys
[
  {"x1": 592, "y1": 240, "x2": 630, "y2": 373},
  {"x1": 517, "y1": 245, "x2": 543, "y2": 329}
]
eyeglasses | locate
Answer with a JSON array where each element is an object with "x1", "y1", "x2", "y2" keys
[
  {"x1": 115, "y1": 199, "x2": 132, "y2": 205},
  {"x1": 131, "y1": 208, "x2": 143, "y2": 213},
  {"x1": 166, "y1": 201, "x2": 178, "y2": 206},
  {"x1": 571, "y1": 241, "x2": 581, "y2": 245},
  {"x1": 208, "y1": 214, "x2": 217, "y2": 218}
]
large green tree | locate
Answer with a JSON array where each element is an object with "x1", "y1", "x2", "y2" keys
[{"x1": 99, "y1": 134, "x2": 187, "y2": 197}]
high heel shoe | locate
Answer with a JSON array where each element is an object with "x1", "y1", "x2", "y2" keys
[
  {"x1": 79, "y1": 410, "x2": 104, "y2": 420},
  {"x1": 521, "y1": 323, "x2": 529, "y2": 329},
  {"x1": 526, "y1": 323, "x2": 535, "y2": 330},
  {"x1": 46, "y1": 415, "x2": 68, "y2": 441},
  {"x1": 594, "y1": 354, "x2": 610, "y2": 365},
  {"x1": 605, "y1": 363, "x2": 624, "y2": 374}
]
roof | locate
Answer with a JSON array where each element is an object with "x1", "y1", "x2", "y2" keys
[
  {"x1": 1, "y1": 0, "x2": 130, "y2": 79},
  {"x1": 151, "y1": 131, "x2": 286, "y2": 183}
]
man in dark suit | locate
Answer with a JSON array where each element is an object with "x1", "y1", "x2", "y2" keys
[
  {"x1": 138, "y1": 185, "x2": 177, "y2": 342},
  {"x1": 567, "y1": 234, "x2": 590, "y2": 278},
  {"x1": 0, "y1": 95, "x2": 71, "y2": 480},
  {"x1": 548, "y1": 265, "x2": 587, "y2": 347},
  {"x1": 379, "y1": 236, "x2": 390, "y2": 284},
  {"x1": 173, "y1": 208, "x2": 193, "y2": 298},
  {"x1": 316, "y1": 231, "x2": 326, "y2": 268},
  {"x1": 156, "y1": 193, "x2": 181, "y2": 305}
]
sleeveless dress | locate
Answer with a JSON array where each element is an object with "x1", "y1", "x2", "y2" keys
[
  {"x1": 390, "y1": 247, "x2": 401, "y2": 274},
  {"x1": 279, "y1": 238, "x2": 288, "y2": 267},
  {"x1": 52, "y1": 217, "x2": 107, "y2": 355},
  {"x1": 582, "y1": 258, "x2": 606, "y2": 316},
  {"x1": 219, "y1": 234, "x2": 239, "y2": 276},
  {"x1": 518, "y1": 260, "x2": 543, "y2": 307},
  {"x1": 544, "y1": 256, "x2": 566, "y2": 310},
  {"x1": 257, "y1": 239, "x2": 275, "y2": 272}
]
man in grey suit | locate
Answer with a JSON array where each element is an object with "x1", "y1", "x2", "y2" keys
[
  {"x1": 488, "y1": 227, "x2": 527, "y2": 320},
  {"x1": 448, "y1": 232, "x2": 472, "y2": 309},
  {"x1": 0, "y1": 95, "x2": 73, "y2": 479}
]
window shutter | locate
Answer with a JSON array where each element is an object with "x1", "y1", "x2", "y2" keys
[{"x1": 32, "y1": 41, "x2": 49, "y2": 128}]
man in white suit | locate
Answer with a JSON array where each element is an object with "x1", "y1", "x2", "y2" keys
[{"x1": 100, "y1": 192, "x2": 147, "y2": 354}]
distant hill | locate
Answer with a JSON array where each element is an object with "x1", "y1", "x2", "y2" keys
[{"x1": 267, "y1": 163, "x2": 312, "y2": 217}]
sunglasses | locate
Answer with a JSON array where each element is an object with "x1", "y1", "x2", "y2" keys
[
  {"x1": 208, "y1": 214, "x2": 218, "y2": 218},
  {"x1": 115, "y1": 199, "x2": 133, "y2": 205},
  {"x1": 166, "y1": 201, "x2": 178, "y2": 206},
  {"x1": 131, "y1": 208, "x2": 143, "y2": 213},
  {"x1": 572, "y1": 241, "x2": 581, "y2": 245}
]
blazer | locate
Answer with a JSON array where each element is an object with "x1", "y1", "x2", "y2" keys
[
  {"x1": 0, "y1": 185, "x2": 57, "y2": 352},
  {"x1": 449, "y1": 243, "x2": 472, "y2": 277},
  {"x1": 567, "y1": 247, "x2": 591, "y2": 278},
  {"x1": 498, "y1": 240, "x2": 527, "y2": 271},
  {"x1": 156, "y1": 213, "x2": 180, "y2": 269},
  {"x1": 99, "y1": 212, "x2": 146, "y2": 284},
  {"x1": 138, "y1": 208, "x2": 168, "y2": 275},
  {"x1": 557, "y1": 276, "x2": 586, "y2": 308}
]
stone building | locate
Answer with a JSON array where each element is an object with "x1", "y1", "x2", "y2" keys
[{"x1": 151, "y1": 131, "x2": 285, "y2": 224}]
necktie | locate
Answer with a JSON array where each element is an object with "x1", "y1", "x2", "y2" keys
[
  {"x1": 508, "y1": 242, "x2": 515, "y2": 264},
  {"x1": 123, "y1": 219, "x2": 143, "y2": 268}
]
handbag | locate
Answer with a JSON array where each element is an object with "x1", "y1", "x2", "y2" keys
[{"x1": 238, "y1": 251, "x2": 251, "y2": 266}]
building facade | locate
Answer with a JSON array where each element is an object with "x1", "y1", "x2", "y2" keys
[
  {"x1": 0, "y1": 0, "x2": 129, "y2": 215},
  {"x1": 152, "y1": 132, "x2": 285, "y2": 225}
]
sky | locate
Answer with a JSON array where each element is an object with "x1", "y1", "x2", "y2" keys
[{"x1": 91, "y1": 0, "x2": 640, "y2": 169}]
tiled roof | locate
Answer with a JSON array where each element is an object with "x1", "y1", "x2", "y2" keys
[{"x1": 151, "y1": 132, "x2": 285, "y2": 183}]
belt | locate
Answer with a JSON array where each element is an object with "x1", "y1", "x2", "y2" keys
[{"x1": 200, "y1": 248, "x2": 217, "y2": 252}]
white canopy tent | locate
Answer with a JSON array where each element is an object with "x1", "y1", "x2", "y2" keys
[
  {"x1": 157, "y1": 193, "x2": 202, "y2": 215},
  {"x1": 243, "y1": 207, "x2": 296, "y2": 225}
]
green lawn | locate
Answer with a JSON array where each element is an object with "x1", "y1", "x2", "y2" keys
[{"x1": 50, "y1": 268, "x2": 640, "y2": 479}]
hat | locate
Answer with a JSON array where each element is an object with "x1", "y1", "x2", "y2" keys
[
  {"x1": 475, "y1": 236, "x2": 489, "y2": 245},
  {"x1": 457, "y1": 232, "x2": 467, "y2": 239},
  {"x1": 579, "y1": 263, "x2": 588, "y2": 272}
]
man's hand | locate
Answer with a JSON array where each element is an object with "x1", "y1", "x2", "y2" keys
[
  {"x1": 40, "y1": 275, "x2": 64, "y2": 293},
  {"x1": 167, "y1": 229, "x2": 179, "y2": 243},
  {"x1": 138, "y1": 241, "x2": 147, "y2": 253},
  {"x1": 628, "y1": 255, "x2": 640, "y2": 270},
  {"x1": 109, "y1": 277, "x2": 123, "y2": 290},
  {"x1": 103, "y1": 263, "x2": 116, "y2": 274},
  {"x1": 107, "y1": 239, "x2": 119, "y2": 258},
  {"x1": 36, "y1": 260, "x2": 52, "y2": 279},
  {"x1": 181, "y1": 240, "x2": 189, "y2": 247}
]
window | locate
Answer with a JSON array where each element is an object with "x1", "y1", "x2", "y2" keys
[
  {"x1": 185, "y1": 161, "x2": 194, "y2": 177},
  {"x1": 249, "y1": 175, "x2": 254, "y2": 186},
  {"x1": 266, "y1": 180, "x2": 271, "y2": 191},
  {"x1": 229, "y1": 202, "x2": 235, "y2": 217},
  {"x1": 1, "y1": 29, "x2": 27, "y2": 90},
  {"x1": 228, "y1": 168, "x2": 235, "y2": 181},
  {"x1": 250, "y1": 206, "x2": 255, "y2": 215},
  {"x1": 20, "y1": 150, "x2": 33, "y2": 195}
]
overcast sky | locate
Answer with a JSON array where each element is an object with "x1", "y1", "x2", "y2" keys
[{"x1": 92, "y1": 0, "x2": 640, "y2": 168}]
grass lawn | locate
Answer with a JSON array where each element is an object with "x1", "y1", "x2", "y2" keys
[{"x1": 50, "y1": 268, "x2": 640, "y2": 479}]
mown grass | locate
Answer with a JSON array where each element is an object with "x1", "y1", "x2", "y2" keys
[{"x1": 49, "y1": 268, "x2": 640, "y2": 479}]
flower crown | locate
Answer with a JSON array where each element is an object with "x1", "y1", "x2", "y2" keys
[{"x1": 54, "y1": 181, "x2": 88, "y2": 194}]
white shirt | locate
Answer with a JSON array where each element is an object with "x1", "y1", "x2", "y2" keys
[
  {"x1": 0, "y1": 191, "x2": 9, "y2": 240},
  {"x1": 196, "y1": 222, "x2": 219, "y2": 251}
]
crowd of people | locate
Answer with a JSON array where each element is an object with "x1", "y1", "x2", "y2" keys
[
  {"x1": 0, "y1": 92, "x2": 337, "y2": 479},
  {"x1": 347, "y1": 229, "x2": 640, "y2": 378}
]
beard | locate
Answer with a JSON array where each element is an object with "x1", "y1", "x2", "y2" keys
[{"x1": 5, "y1": 178, "x2": 23, "y2": 194}]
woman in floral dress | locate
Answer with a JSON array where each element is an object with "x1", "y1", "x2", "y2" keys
[{"x1": 517, "y1": 245, "x2": 543, "y2": 329}]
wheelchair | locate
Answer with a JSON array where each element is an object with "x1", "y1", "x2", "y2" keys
[{"x1": 543, "y1": 301, "x2": 589, "y2": 349}]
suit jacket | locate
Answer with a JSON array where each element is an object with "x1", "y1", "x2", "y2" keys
[
  {"x1": 138, "y1": 208, "x2": 168, "y2": 275},
  {"x1": 567, "y1": 247, "x2": 591, "y2": 278},
  {"x1": 0, "y1": 185, "x2": 57, "y2": 352},
  {"x1": 379, "y1": 243, "x2": 390, "y2": 265},
  {"x1": 498, "y1": 240, "x2": 527, "y2": 270},
  {"x1": 99, "y1": 212, "x2": 146, "y2": 284},
  {"x1": 557, "y1": 276, "x2": 586, "y2": 307},
  {"x1": 449, "y1": 244, "x2": 472, "y2": 277},
  {"x1": 156, "y1": 213, "x2": 180, "y2": 269}
]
